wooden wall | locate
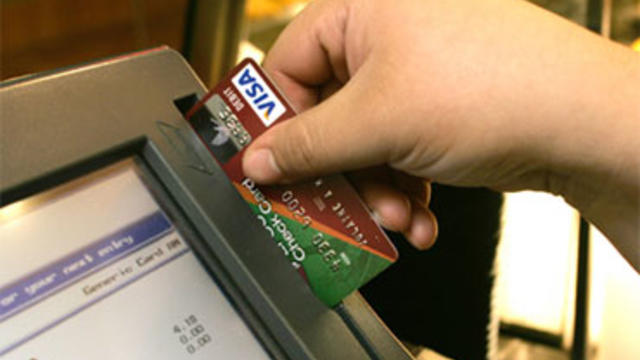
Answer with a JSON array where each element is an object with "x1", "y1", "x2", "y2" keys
[{"x1": 2, "y1": 0, "x2": 188, "y2": 80}]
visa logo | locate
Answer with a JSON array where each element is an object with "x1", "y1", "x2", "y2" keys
[{"x1": 231, "y1": 62, "x2": 286, "y2": 127}]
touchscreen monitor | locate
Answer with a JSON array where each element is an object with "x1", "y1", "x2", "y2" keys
[{"x1": 0, "y1": 159, "x2": 271, "y2": 359}]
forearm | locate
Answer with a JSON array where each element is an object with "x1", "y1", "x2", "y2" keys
[
  {"x1": 473, "y1": 0, "x2": 640, "y2": 269},
  {"x1": 538, "y1": 30, "x2": 640, "y2": 271},
  {"x1": 248, "y1": 0, "x2": 640, "y2": 267}
]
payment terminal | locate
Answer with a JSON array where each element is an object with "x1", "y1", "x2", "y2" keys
[{"x1": 0, "y1": 47, "x2": 412, "y2": 360}]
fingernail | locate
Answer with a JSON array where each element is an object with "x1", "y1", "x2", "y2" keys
[
  {"x1": 407, "y1": 210, "x2": 437, "y2": 250},
  {"x1": 244, "y1": 148, "x2": 282, "y2": 183},
  {"x1": 371, "y1": 197, "x2": 412, "y2": 232},
  {"x1": 372, "y1": 210, "x2": 385, "y2": 226}
]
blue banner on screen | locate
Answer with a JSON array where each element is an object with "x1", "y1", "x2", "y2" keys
[{"x1": 0, "y1": 211, "x2": 172, "y2": 321}]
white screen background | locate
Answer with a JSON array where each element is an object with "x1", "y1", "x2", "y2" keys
[{"x1": 0, "y1": 160, "x2": 270, "y2": 360}]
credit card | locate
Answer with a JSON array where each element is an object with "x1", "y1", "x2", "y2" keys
[{"x1": 185, "y1": 58, "x2": 398, "y2": 306}]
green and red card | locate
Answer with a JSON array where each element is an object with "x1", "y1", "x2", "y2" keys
[{"x1": 185, "y1": 58, "x2": 398, "y2": 306}]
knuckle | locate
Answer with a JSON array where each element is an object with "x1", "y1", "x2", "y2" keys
[{"x1": 277, "y1": 121, "x2": 319, "y2": 177}]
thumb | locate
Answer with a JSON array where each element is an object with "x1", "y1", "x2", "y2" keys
[{"x1": 242, "y1": 76, "x2": 394, "y2": 184}]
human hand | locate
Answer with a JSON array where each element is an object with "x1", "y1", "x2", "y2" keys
[{"x1": 242, "y1": 0, "x2": 640, "y2": 267}]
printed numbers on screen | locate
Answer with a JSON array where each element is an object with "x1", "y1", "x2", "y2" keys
[{"x1": 172, "y1": 314, "x2": 213, "y2": 355}]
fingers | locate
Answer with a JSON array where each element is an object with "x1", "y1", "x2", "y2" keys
[
  {"x1": 252, "y1": 0, "x2": 440, "y2": 251},
  {"x1": 263, "y1": 0, "x2": 351, "y2": 112},
  {"x1": 392, "y1": 171, "x2": 431, "y2": 207},
  {"x1": 249, "y1": 0, "x2": 393, "y2": 183},
  {"x1": 404, "y1": 203, "x2": 438, "y2": 250},
  {"x1": 348, "y1": 168, "x2": 412, "y2": 232},
  {"x1": 242, "y1": 70, "x2": 394, "y2": 184},
  {"x1": 349, "y1": 168, "x2": 438, "y2": 250}
]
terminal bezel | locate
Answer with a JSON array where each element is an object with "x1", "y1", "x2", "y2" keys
[{"x1": 0, "y1": 47, "x2": 412, "y2": 360}]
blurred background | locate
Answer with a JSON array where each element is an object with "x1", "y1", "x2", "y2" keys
[{"x1": 2, "y1": 0, "x2": 639, "y2": 359}]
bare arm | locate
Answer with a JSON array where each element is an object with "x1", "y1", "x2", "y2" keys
[{"x1": 242, "y1": 0, "x2": 640, "y2": 270}]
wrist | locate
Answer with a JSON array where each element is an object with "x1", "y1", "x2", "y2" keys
[{"x1": 543, "y1": 41, "x2": 640, "y2": 270}]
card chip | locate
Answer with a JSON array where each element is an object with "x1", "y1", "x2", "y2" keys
[
  {"x1": 205, "y1": 95, "x2": 252, "y2": 150},
  {"x1": 187, "y1": 95, "x2": 252, "y2": 164}
]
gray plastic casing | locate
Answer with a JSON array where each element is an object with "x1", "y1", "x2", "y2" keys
[{"x1": 0, "y1": 47, "x2": 413, "y2": 360}]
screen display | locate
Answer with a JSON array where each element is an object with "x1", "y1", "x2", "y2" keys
[{"x1": 0, "y1": 160, "x2": 271, "y2": 359}]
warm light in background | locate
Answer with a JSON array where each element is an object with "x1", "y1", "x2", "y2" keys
[
  {"x1": 589, "y1": 227, "x2": 640, "y2": 359},
  {"x1": 497, "y1": 190, "x2": 640, "y2": 358},
  {"x1": 237, "y1": 41, "x2": 265, "y2": 64},
  {"x1": 496, "y1": 192, "x2": 580, "y2": 340},
  {"x1": 632, "y1": 38, "x2": 640, "y2": 52},
  {"x1": 246, "y1": 0, "x2": 308, "y2": 20}
]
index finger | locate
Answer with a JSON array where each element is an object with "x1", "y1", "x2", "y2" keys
[{"x1": 263, "y1": 0, "x2": 350, "y2": 112}]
